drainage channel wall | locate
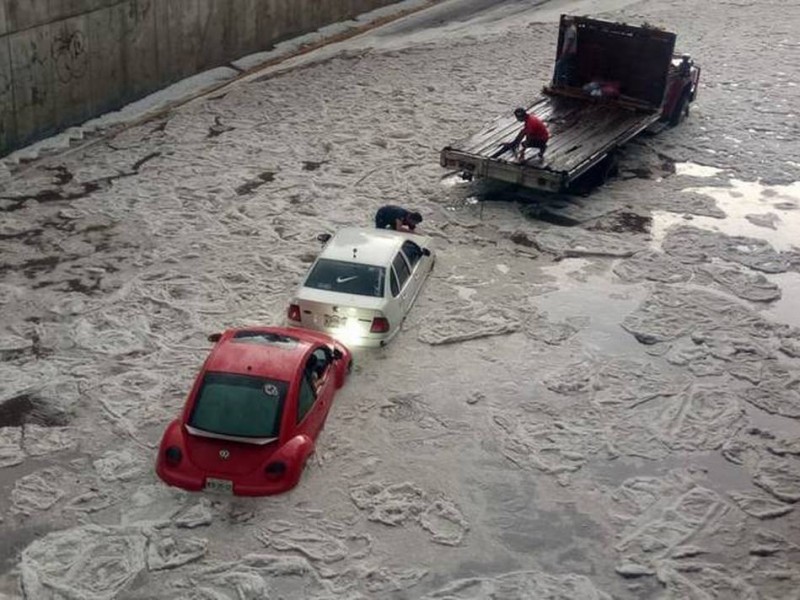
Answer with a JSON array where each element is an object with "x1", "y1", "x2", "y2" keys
[{"x1": 0, "y1": 0, "x2": 400, "y2": 157}]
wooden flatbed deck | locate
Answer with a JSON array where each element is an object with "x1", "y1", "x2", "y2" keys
[{"x1": 440, "y1": 92, "x2": 660, "y2": 192}]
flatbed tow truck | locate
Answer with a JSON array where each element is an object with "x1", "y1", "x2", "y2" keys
[{"x1": 440, "y1": 15, "x2": 700, "y2": 193}]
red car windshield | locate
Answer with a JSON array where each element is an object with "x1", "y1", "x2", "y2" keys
[{"x1": 188, "y1": 372, "x2": 287, "y2": 439}]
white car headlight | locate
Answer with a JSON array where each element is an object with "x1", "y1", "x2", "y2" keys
[{"x1": 332, "y1": 319, "x2": 364, "y2": 347}]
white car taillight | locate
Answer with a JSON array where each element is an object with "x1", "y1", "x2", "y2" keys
[
  {"x1": 288, "y1": 304, "x2": 301, "y2": 322},
  {"x1": 370, "y1": 317, "x2": 390, "y2": 334}
]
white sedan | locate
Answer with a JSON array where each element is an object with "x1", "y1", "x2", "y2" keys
[{"x1": 287, "y1": 228, "x2": 435, "y2": 347}]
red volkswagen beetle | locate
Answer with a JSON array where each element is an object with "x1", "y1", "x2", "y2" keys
[{"x1": 156, "y1": 327, "x2": 352, "y2": 496}]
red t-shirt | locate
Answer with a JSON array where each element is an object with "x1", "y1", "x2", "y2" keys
[{"x1": 524, "y1": 114, "x2": 550, "y2": 142}]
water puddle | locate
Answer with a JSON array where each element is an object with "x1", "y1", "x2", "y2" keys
[
  {"x1": 688, "y1": 451, "x2": 759, "y2": 491},
  {"x1": 536, "y1": 260, "x2": 648, "y2": 353},
  {"x1": 590, "y1": 451, "x2": 755, "y2": 492},
  {"x1": 763, "y1": 271, "x2": 800, "y2": 328},
  {"x1": 652, "y1": 179, "x2": 800, "y2": 251},
  {"x1": 745, "y1": 403, "x2": 800, "y2": 440}
]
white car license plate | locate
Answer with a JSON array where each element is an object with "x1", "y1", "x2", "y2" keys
[
  {"x1": 204, "y1": 477, "x2": 233, "y2": 494},
  {"x1": 324, "y1": 315, "x2": 342, "y2": 327}
]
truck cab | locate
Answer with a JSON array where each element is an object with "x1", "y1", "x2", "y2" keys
[{"x1": 662, "y1": 54, "x2": 701, "y2": 125}]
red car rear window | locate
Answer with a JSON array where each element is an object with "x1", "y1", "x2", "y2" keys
[{"x1": 189, "y1": 372, "x2": 287, "y2": 438}]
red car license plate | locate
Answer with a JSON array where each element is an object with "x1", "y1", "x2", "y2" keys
[{"x1": 204, "y1": 478, "x2": 233, "y2": 494}]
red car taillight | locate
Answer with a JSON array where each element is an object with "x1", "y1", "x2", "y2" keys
[
  {"x1": 265, "y1": 461, "x2": 287, "y2": 480},
  {"x1": 165, "y1": 446, "x2": 182, "y2": 466},
  {"x1": 287, "y1": 304, "x2": 301, "y2": 322},
  {"x1": 370, "y1": 317, "x2": 390, "y2": 334}
]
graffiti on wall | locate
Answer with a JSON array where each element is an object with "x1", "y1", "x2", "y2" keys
[
  {"x1": 124, "y1": 0, "x2": 153, "y2": 37},
  {"x1": 6, "y1": 25, "x2": 88, "y2": 141},
  {"x1": 51, "y1": 29, "x2": 89, "y2": 83},
  {"x1": 11, "y1": 38, "x2": 52, "y2": 117}
]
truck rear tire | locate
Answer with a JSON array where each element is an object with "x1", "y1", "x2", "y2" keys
[
  {"x1": 670, "y1": 91, "x2": 690, "y2": 126},
  {"x1": 600, "y1": 152, "x2": 619, "y2": 182}
]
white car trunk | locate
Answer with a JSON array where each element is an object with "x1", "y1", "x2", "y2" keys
[{"x1": 294, "y1": 287, "x2": 389, "y2": 339}]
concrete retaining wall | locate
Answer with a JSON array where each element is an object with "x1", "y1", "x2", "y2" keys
[{"x1": 0, "y1": 0, "x2": 400, "y2": 156}]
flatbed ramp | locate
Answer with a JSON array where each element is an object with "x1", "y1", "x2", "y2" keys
[{"x1": 441, "y1": 93, "x2": 660, "y2": 192}]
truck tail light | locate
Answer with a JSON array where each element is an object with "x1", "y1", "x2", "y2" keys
[
  {"x1": 370, "y1": 317, "x2": 390, "y2": 334},
  {"x1": 287, "y1": 304, "x2": 301, "y2": 322}
]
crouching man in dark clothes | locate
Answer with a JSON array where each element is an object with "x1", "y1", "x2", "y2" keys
[{"x1": 374, "y1": 205, "x2": 423, "y2": 232}]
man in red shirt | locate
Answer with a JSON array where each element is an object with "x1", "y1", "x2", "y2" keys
[{"x1": 510, "y1": 107, "x2": 550, "y2": 163}]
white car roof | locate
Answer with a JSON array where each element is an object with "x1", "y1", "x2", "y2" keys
[{"x1": 320, "y1": 227, "x2": 422, "y2": 266}]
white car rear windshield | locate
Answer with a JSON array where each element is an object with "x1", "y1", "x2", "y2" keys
[
  {"x1": 305, "y1": 259, "x2": 385, "y2": 298},
  {"x1": 189, "y1": 373, "x2": 287, "y2": 438}
]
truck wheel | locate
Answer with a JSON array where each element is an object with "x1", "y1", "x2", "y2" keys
[
  {"x1": 670, "y1": 92, "x2": 690, "y2": 126},
  {"x1": 600, "y1": 153, "x2": 619, "y2": 182}
]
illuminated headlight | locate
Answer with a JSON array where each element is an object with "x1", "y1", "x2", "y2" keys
[{"x1": 331, "y1": 319, "x2": 364, "y2": 347}]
